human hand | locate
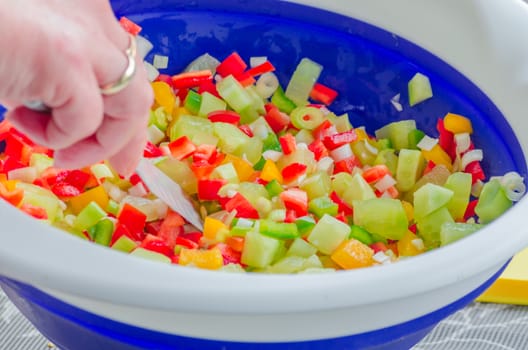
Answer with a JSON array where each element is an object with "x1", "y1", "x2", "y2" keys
[{"x1": 0, "y1": 0, "x2": 153, "y2": 176}]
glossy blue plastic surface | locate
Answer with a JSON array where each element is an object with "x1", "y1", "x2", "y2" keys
[
  {"x1": 0, "y1": 262, "x2": 508, "y2": 350},
  {"x1": 0, "y1": 0, "x2": 525, "y2": 349}
]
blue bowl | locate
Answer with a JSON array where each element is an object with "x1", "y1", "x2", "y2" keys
[{"x1": 1, "y1": 1, "x2": 528, "y2": 349}]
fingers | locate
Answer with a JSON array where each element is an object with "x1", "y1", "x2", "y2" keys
[{"x1": 108, "y1": 129, "x2": 148, "y2": 177}]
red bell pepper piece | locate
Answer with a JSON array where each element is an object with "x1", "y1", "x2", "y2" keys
[
  {"x1": 312, "y1": 119, "x2": 333, "y2": 140},
  {"x1": 322, "y1": 130, "x2": 358, "y2": 150},
  {"x1": 246, "y1": 61, "x2": 275, "y2": 77},
  {"x1": 333, "y1": 156, "x2": 362, "y2": 174},
  {"x1": 154, "y1": 74, "x2": 174, "y2": 87},
  {"x1": 51, "y1": 182, "x2": 81, "y2": 198},
  {"x1": 284, "y1": 209, "x2": 298, "y2": 223},
  {"x1": 0, "y1": 119, "x2": 13, "y2": 142},
  {"x1": 65, "y1": 169, "x2": 91, "y2": 190},
  {"x1": 168, "y1": 135, "x2": 196, "y2": 160},
  {"x1": 0, "y1": 156, "x2": 26, "y2": 174},
  {"x1": 145, "y1": 220, "x2": 163, "y2": 236},
  {"x1": 408, "y1": 223, "x2": 417, "y2": 234},
  {"x1": 175, "y1": 235, "x2": 199, "y2": 249},
  {"x1": 215, "y1": 243, "x2": 242, "y2": 265},
  {"x1": 118, "y1": 203, "x2": 147, "y2": 239},
  {"x1": 238, "y1": 124, "x2": 254, "y2": 137},
  {"x1": 464, "y1": 199, "x2": 479, "y2": 221},
  {"x1": 330, "y1": 191, "x2": 353, "y2": 215},
  {"x1": 144, "y1": 141, "x2": 164, "y2": 158},
  {"x1": 308, "y1": 139, "x2": 329, "y2": 161},
  {"x1": 198, "y1": 79, "x2": 220, "y2": 98},
  {"x1": 234, "y1": 72, "x2": 256, "y2": 87},
  {"x1": 281, "y1": 163, "x2": 307, "y2": 183},
  {"x1": 171, "y1": 70, "x2": 213, "y2": 89},
  {"x1": 465, "y1": 161, "x2": 486, "y2": 184},
  {"x1": 216, "y1": 52, "x2": 247, "y2": 77},
  {"x1": 335, "y1": 212, "x2": 348, "y2": 224},
  {"x1": 197, "y1": 178, "x2": 228, "y2": 201},
  {"x1": 4, "y1": 133, "x2": 32, "y2": 166},
  {"x1": 119, "y1": 16, "x2": 142, "y2": 36},
  {"x1": 362, "y1": 164, "x2": 391, "y2": 184},
  {"x1": 309, "y1": 82, "x2": 338, "y2": 105},
  {"x1": 180, "y1": 231, "x2": 203, "y2": 244},
  {"x1": 207, "y1": 110, "x2": 241, "y2": 125},
  {"x1": 0, "y1": 182, "x2": 24, "y2": 207},
  {"x1": 264, "y1": 104, "x2": 290, "y2": 133},
  {"x1": 190, "y1": 160, "x2": 216, "y2": 180},
  {"x1": 279, "y1": 133, "x2": 297, "y2": 155},
  {"x1": 225, "y1": 236, "x2": 245, "y2": 253},
  {"x1": 192, "y1": 144, "x2": 217, "y2": 164},
  {"x1": 110, "y1": 223, "x2": 134, "y2": 246},
  {"x1": 369, "y1": 242, "x2": 389, "y2": 254},
  {"x1": 422, "y1": 160, "x2": 436, "y2": 176},
  {"x1": 20, "y1": 203, "x2": 48, "y2": 220},
  {"x1": 280, "y1": 188, "x2": 308, "y2": 217},
  {"x1": 140, "y1": 234, "x2": 174, "y2": 257},
  {"x1": 158, "y1": 210, "x2": 185, "y2": 248},
  {"x1": 224, "y1": 193, "x2": 260, "y2": 219},
  {"x1": 437, "y1": 118, "x2": 456, "y2": 160}
]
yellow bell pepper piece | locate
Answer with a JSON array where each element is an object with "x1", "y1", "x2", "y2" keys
[
  {"x1": 179, "y1": 247, "x2": 224, "y2": 270},
  {"x1": 223, "y1": 154, "x2": 255, "y2": 182},
  {"x1": 443, "y1": 113, "x2": 473, "y2": 134},
  {"x1": 421, "y1": 145, "x2": 453, "y2": 172},
  {"x1": 2, "y1": 179, "x2": 19, "y2": 192},
  {"x1": 69, "y1": 185, "x2": 109, "y2": 215},
  {"x1": 401, "y1": 200, "x2": 414, "y2": 221},
  {"x1": 353, "y1": 127, "x2": 369, "y2": 141},
  {"x1": 203, "y1": 216, "x2": 228, "y2": 242},
  {"x1": 331, "y1": 239, "x2": 375, "y2": 269},
  {"x1": 152, "y1": 81, "x2": 176, "y2": 116},
  {"x1": 260, "y1": 159, "x2": 283, "y2": 183},
  {"x1": 397, "y1": 231, "x2": 425, "y2": 257}
]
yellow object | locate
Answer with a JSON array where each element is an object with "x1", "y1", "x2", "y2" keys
[
  {"x1": 69, "y1": 185, "x2": 109, "y2": 215},
  {"x1": 443, "y1": 113, "x2": 473, "y2": 134},
  {"x1": 203, "y1": 217, "x2": 228, "y2": 242},
  {"x1": 401, "y1": 200, "x2": 414, "y2": 221},
  {"x1": 179, "y1": 248, "x2": 224, "y2": 270},
  {"x1": 353, "y1": 127, "x2": 369, "y2": 141},
  {"x1": 152, "y1": 81, "x2": 176, "y2": 115},
  {"x1": 260, "y1": 159, "x2": 283, "y2": 183},
  {"x1": 223, "y1": 154, "x2": 255, "y2": 182},
  {"x1": 422, "y1": 145, "x2": 453, "y2": 172},
  {"x1": 331, "y1": 239, "x2": 375, "y2": 269},
  {"x1": 397, "y1": 231, "x2": 424, "y2": 257},
  {"x1": 477, "y1": 248, "x2": 528, "y2": 305},
  {"x1": 2, "y1": 179, "x2": 19, "y2": 192}
]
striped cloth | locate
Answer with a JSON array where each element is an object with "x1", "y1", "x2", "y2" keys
[{"x1": 1, "y1": 288, "x2": 528, "y2": 350}]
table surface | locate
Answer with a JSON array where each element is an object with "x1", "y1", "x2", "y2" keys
[{"x1": 1, "y1": 287, "x2": 527, "y2": 350}]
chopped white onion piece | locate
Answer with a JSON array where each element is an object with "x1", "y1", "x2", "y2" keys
[
  {"x1": 103, "y1": 182, "x2": 127, "y2": 202},
  {"x1": 471, "y1": 180, "x2": 484, "y2": 198},
  {"x1": 65, "y1": 214, "x2": 76, "y2": 227},
  {"x1": 147, "y1": 124, "x2": 165, "y2": 145},
  {"x1": 380, "y1": 191, "x2": 393, "y2": 199},
  {"x1": 136, "y1": 35, "x2": 154, "y2": 59},
  {"x1": 251, "y1": 123, "x2": 269, "y2": 139},
  {"x1": 417, "y1": 135, "x2": 438, "y2": 151},
  {"x1": 255, "y1": 72, "x2": 279, "y2": 99},
  {"x1": 153, "y1": 54, "x2": 169, "y2": 69},
  {"x1": 235, "y1": 218, "x2": 254, "y2": 228},
  {"x1": 466, "y1": 217, "x2": 476, "y2": 224},
  {"x1": 250, "y1": 56, "x2": 268, "y2": 67},
  {"x1": 128, "y1": 182, "x2": 148, "y2": 197},
  {"x1": 363, "y1": 140, "x2": 379, "y2": 155},
  {"x1": 330, "y1": 144, "x2": 353, "y2": 162},
  {"x1": 374, "y1": 174, "x2": 397, "y2": 192},
  {"x1": 461, "y1": 149, "x2": 483, "y2": 170},
  {"x1": 263, "y1": 150, "x2": 282, "y2": 162},
  {"x1": 452, "y1": 155, "x2": 462, "y2": 173},
  {"x1": 8, "y1": 167, "x2": 37, "y2": 183},
  {"x1": 223, "y1": 209, "x2": 237, "y2": 227},
  {"x1": 499, "y1": 171, "x2": 526, "y2": 202},
  {"x1": 184, "y1": 53, "x2": 220, "y2": 73},
  {"x1": 411, "y1": 238, "x2": 425, "y2": 251},
  {"x1": 152, "y1": 199, "x2": 169, "y2": 219},
  {"x1": 390, "y1": 99, "x2": 403, "y2": 112},
  {"x1": 296, "y1": 142, "x2": 309, "y2": 150},
  {"x1": 373, "y1": 251, "x2": 389, "y2": 263},
  {"x1": 319, "y1": 106, "x2": 331, "y2": 116},
  {"x1": 454, "y1": 133, "x2": 471, "y2": 154},
  {"x1": 58, "y1": 200, "x2": 67, "y2": 211},
  {"x1": 144, "y1": 62, "x2": 159, "y2": 82},
  {"x1": 158, "y1": 142, "x2": 171, "y2": 156},
  {"x1": 91, "y1": 163, "x2": 115, "y2": 182},
  {"x1": 391, "y1": 93, "x2": 401, "y2": 103},
  {"x1": 317, "y1": 156, "x2": 335, "y2": 174}
]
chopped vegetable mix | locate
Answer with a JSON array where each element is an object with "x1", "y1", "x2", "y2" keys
[{"x1": 0, "y1": 20, "x2": 525, "y2": 273}]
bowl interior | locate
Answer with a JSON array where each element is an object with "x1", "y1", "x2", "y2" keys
[{"x1": 115, "y1": 0, "x2": 526, "y2": 178}]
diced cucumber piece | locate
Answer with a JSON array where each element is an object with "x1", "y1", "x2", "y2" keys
[
  {"x1": 475, "y1": 179, "x2": 512, "y2": 224},
  {"x1": 444, "y1": 172, "x2": 472, "y2": 220},
  {"x1": 169, "y1": 115, "x2": 213, "y2": 141},
  {"x1": 73, "y1": 201, "x2": 107, "y2": 231},
  {"x1": 407, "y1": 129, "x2": 426, "y2": 149},
  {"x1": 111, "y1": 235, "x2": 138, "y2": 253},
  {"x1": 285, "y1": 58, "x2": 323, "y2": 106},
  {"x1": 440, "y1": 222, "x2": 483, "y2": 246},
  {"x1": 213, "y1": 122, "x2": 251, "y2": 154},
  {"x1": 307, "y1": 214, "x2": 350, "y2": 254},
  {"x1": 290, "y1": 106, "x2": 325, "y2": 130},
  {"x1": 93, "y1": 218, "x2": 114, "y2": 246},
  {"x1": 374, "y1": 149, "x2": 398, "y2": 175},
  {"x1": 287, "y1": 238, "x2": 318, "y2": 258},
  {"x1": 149, "y1": 106, "x2": 169, "y2": 132},
  {"x1": 265, "y1": 179, "x2": 284, "y2": 197},
  {"x1": 184, "y1": 90, "x2": 202, "y2": 114},
  {"x1": 212, "y1": 163, "x2": 239, "y2": 183},
  {"x1": 351, "y1": 140, "x2": 377, "y2": 166},
  {"x1": 198, "y1": 91, "x2": 227, "y2": 117},
  {"x1": 156, "y1": 157, "x2": 197, "y2": 194},
  {"x1": 349, "y1": 225, "x2": 374, "y2": 245},
  {"x1": 331, "y1": 172, "x2": 354, "y2": 198},
  {"x1": 353, "y1": 198, "x2": 408, "y2": 240},
  {"x1": 408, "y1": 72, "x2": 433, "y2": 107},
  {"x1": 241, "y1": 230, "x2": 282, "y2": 268},
  {"x1": 375, "y1": 120, "x2": 417, "y2": 151},
  {"x1": 308, "y1": 196, "x2": 338, "y2": 218},
  {"x1": 417, "y1": 207, "x2": 454, "y2": 245},
  {"x1": 295, "y1": 216, "x2": 316, "y2": 235},
  {"x1": 267, "y1": 254, "x2": 323, "y2": 274},
  {"x1": 217, "y1": 75, "x2": 253, "y2": 113},
  {"x1": 413, "y1": 183, "x2": 454, "y2": 221},
  {"x1": 130, "y1": 248, "x2": 171, "y2": 264},
  {"x1": 259, "y1": 219, "x2": 299, "y2": 239},
  {"x1": 17, "y1": 183, "x2": 61, "y2": 222},
  {"x1": 396, "y1": 149, "x2": 425, "y2": 192},
  {"x1": 342, "y1": 173, "x2": 376, "y2": 205},
  {"x1": 271, "y1": 85, "x2": 296, "y2": 113},
  {"x1": 29, "y1": 153, "x2": 53, "y2": 175},
  {"x1": 300, "y1": 171, "x2": 332, "y2": 199}
]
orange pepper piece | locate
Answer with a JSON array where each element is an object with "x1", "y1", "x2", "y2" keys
[
  {"x1": 179, "y1": 247, "x2": 224, "y2": 270},
  {"x1": 331, "y1": 239, "x2": 375, "y2": 269}
]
